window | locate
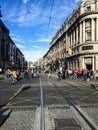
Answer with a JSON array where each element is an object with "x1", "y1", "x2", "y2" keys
[
  {"x1": 86, "y1": 19, "x2": 91, "y2": 28},
  {"x1": 86, "y1": 6, "x2": 91, "y2": 12},
  {"x1": 86, "y1": 31, "x2": 91, "y2": 41},
  {"x1": 82, "y1": 45, "x2": 93, "y2": 50},
  {"x1": 1, "y1": 39, "x2": 5, "y2": 57}
]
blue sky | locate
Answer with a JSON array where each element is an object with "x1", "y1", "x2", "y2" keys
[{"x1": 0, "y1": 0, "x2": 81, "y2": 62}]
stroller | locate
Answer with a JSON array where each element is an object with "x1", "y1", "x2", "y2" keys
[{"x1": 95, "y1": 76, "x2": 98, "y2": 90}]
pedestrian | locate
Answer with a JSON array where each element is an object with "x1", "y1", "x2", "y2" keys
[
  {"x1": 16, "y1": 69, "x2": 20, "y2": 81},
  {"x1": 77, "y1": 68, "x2": 82, "y2": 79},
  {"x1": 24, "y1": 69, "x2": 29, "y2": 79},
  {"x1": 82, "y1": 69, "x2": 87, "y2": 81},
  {"x1": 67, "y1": 69, "x2": 72, "y2": 79},
  {"x1": 62, "y1": 69, "x2": 65, "y2": 79},
  {"x1": 6, "y1": 69, "x2": 12, "y2": 79},
  {"x1": 58, "y1": 71, "x2": 61, "y2": 80},
  {"x1": 36, "y1": 70, "x2": 40, "y2": 78},
  {"x1": 95, "y1": 70, "x2": 98, "y2": 81},
  {"x1": 87, "y1": 70, "x2": 90, "y2": 82},
  {"x1": 11, "y1": 69, "x2": 18, "y2": 84},
  {"x1": 29, "y1": 70, "x2": 33, "y2": 78},
  {"x1": 73, "y1": 70, "x2": 77, "y2": 80},
  {"x1": 48, "y1": 70, "x2": 52, "y2": 78}
]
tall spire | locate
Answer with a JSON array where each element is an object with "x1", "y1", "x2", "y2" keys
[{"x1": 0, "y1": 6, "x2": 2, "y2": 18}]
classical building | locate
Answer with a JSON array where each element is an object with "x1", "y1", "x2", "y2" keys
[{"x1": 43, "y1": 0, "x2": 98, "y2": 71}]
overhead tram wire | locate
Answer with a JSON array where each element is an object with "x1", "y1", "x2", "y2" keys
[
  {"x1": 12, "y1": 8, "x2": 64, "y2": 20},
  {"x1": 13, "y1": 0, "x2": 55, "y2": 39},
  {"x1": 9, "y1": 0, "x2": 72, "y2": 22},
  {"x1": 45, "y1": 0, "x2": 54, "y2": 39},
  {"x1": 10, "y1": 0, "x2": 65, "y2": 39}
]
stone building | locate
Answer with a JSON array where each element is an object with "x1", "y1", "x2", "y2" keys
[
  {"x1": 43, "y1": 0, "x2": 98, "y2": 71},
  {"x1": 0, "y1": 8, "x2": 27, "y2": 72}
]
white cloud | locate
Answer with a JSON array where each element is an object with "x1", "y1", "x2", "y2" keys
[
  {"x1": 22, "y1": 0, "x2": 30, "y2": 4},
  {"x1": 10, "y1": 33, "x2": 24, "y2": 43},
  {"x1": 31, "y1": 38, "x2": 51, "y2": 43},
  {"x1": 32, "y1": 46, "x2": 42, "y2": 50},
  {"x1": 16, "y1": 43, "x2": 25, "y2": 49},
  {"x1": 75, "y1": 0, "x2": 81, "y2": 3},
  {"x1": 23, "y1": 48, "x2": 48, "y2": 62},
  {"x1": 12, "y1": 37, "x2": 24, "y2": 43}
]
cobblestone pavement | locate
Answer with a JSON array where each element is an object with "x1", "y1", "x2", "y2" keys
[
  {"x1": 82, "y1": 106, "x2": 98, "y2": 125},
  {"x1": 1, "y1": 106, "x2": 96, "y2": 130},
  {"x1": 44, "y1": 106, "x2": 93, "y2": 130},
  {"x1": 1, "y1": 108, "x2": 37, "y2": 130}
]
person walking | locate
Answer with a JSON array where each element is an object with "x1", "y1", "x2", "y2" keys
[
  {"x1": 58, "y1": 71, "x2": 61, "y2": 80},
  {"x1": 73, "y1": 70, "x2": 77, "y2": 80},
  {"x1": 11, "y1": 69, "x2": 18, "y2": 84},
  {"x1": 6, "y1": 69, "x2": 12, "y2": 79},
  {"x1": 87, "y1": 70, "x2": 90, "y2": 82}
]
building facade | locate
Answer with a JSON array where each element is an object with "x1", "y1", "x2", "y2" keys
[
  {"x1": 43, "y1": 0, "x2": 98, "y2": 71},
  {"x1": 0, "y1": 12, "x2": 27, "y2": 72}
]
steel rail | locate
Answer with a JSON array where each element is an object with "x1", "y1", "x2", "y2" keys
[
  {"x1": 50, "y1": 79, "x2": 98, "y2": 130},
  {"x1": 61, "y1": 78, "x2": 89, "y2": 90},
  {"x1": 40, "y1": 78, "x2": 44, "y2": 130}
]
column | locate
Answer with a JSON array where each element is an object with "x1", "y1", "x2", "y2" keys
[
  {"x1": 96, "y1": 18, "x2": 98, "y2": 41},
  {"x1": 79, "y1": 22, "x2": 82, "y2": 43},
  {"x1": 82, "y1": 57, "x2": 84, "y2": 69},
  {"x1": 95, "y1": 56, "x2": 98, "y2": 70},
  {"x1": 73, "y1": 30, "x2": 75, "y2": 44},
  {"x1": 79, "y1": 58, "x2": 82, "y2": 69},
  {"x1": 96, "y1": 1, "x2": 98, "y2": 11},
  {"x1": 83, "y1": 20, "x2": 85, "y2": 42},
  {"x1": 70, "y1": 33, "x2": 72, "y2": 46},
  {"x1": 71, "y1": 31, "x2": 73, "y2": 45},
  {"x1": 91, "y1": 18, "x2": 95, "y2": 41},
  {"x1": 92, "y1": 56, "x2": 94, "y2": 71},
  {"x1": 76, "y1": 26, "x2": 78, "y2": 43}
]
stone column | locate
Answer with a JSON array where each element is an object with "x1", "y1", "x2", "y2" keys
[
  {"x1": 79, "y1": 22, "x2": 82, "y2": 43},
  {"x1": 91, "y1": 18, "x2": 95, "y2": 41},
  {"x1": 83, "y1": 20, "x2": 85, "y2": 42},
  {"x1": 79, "y1": 58, "x2": 82, "y2": 69},
  {"x1": 73, "y1": 30, "x2": 75, "y2": 44},
  {"x1": 92, "y1": 56, "x2": 95, "y2": 71},
  {"x1": 95, "y1": 55, "x2": 98, "y2": 70},
  {"x1": 96, "y1": 18, "x2": 98, "y2": 41},
  {"x1": 71, "y1": 33, "x2": 73, "y2": 45},
  {"x1": 82, "y1": 57, "x2": 84, "y2": 69},
  {"x1": 76, "y1": 26, "x2": 78, "y2": 43},
  {"x1": 70, "y1": 33, "x2": 72, "y2": 46},
  {"x1": 96, "y1": 1, "x2": 98, "y2": 11}
]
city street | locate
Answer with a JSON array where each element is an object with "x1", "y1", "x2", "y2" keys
[
  {"x1": 1, "y1": 0, "x2": 98, "y2": 129},
  {"x1": 0, "y1": 72, "x2": 98, "y2": 130}
]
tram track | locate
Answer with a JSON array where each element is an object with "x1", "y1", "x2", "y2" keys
[
  {"x1": 0, "y1": 75, "x2": 98, "y2": 130},
  {"x1": 40, "y1": 75, "x2": 98, "y2": 130},
  {"x1": 51, "y1": 79, "x2": 98, "y2": 130}
]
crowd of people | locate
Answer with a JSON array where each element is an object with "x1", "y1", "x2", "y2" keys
[
  {"x1": 4, "y1": 68, "x2": 37, "y2": 84},
  {"x1": 1, "y1": 66, "x2": 98, "y2": 86},
  {"x1": 57, "y1": 69, "x2": 98, "y2": 82}
]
